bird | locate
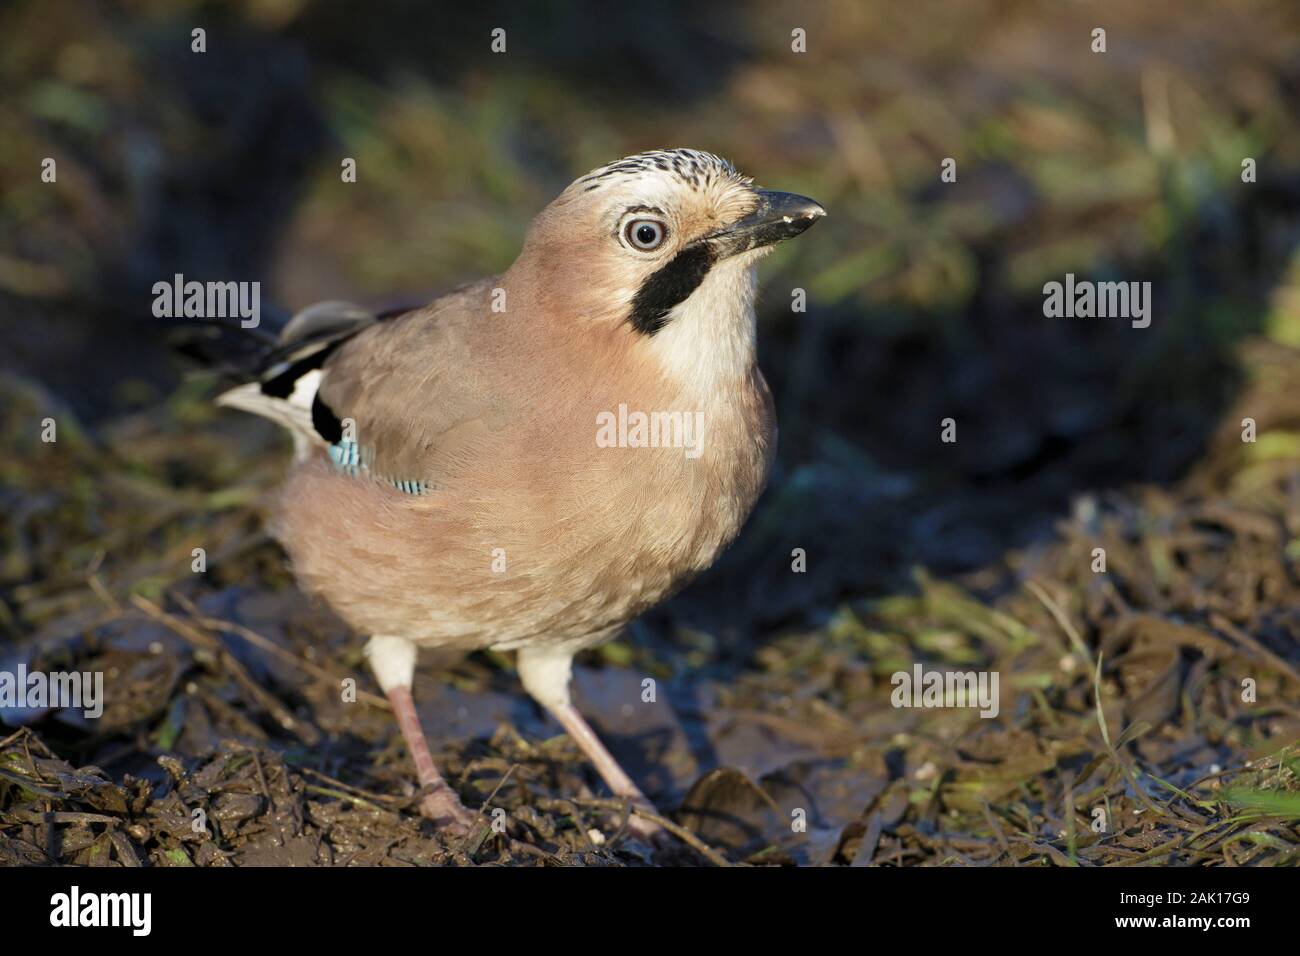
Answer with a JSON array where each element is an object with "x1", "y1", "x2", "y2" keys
[{"x1": 213, "y1": 148, "x2": 824, "y2": 843}]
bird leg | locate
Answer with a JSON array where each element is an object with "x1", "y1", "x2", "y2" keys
[
  {"x1": 517, "y1": 645, "x2": 664, "y2": 843},
  {"x1": 368, "y1": 635, "x2": 476, "y2": 833}
]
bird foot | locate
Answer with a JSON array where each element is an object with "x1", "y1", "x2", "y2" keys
[
  {"x1": 617, "y1": 800, "x2": 674, "y2": 850},
  {"x1": 627, "y1": 814, "x2": 670, "y2": 846},
  {"x1": 415, "y1": 784, "x2": 478, "y2": 834}
]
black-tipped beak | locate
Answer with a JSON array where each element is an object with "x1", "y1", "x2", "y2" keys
[{"x1": 706, "y1": 189, "x2": 826, "y2": 258}]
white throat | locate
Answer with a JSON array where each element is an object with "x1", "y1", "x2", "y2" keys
[{"x1": 645, "y1": 253, "x2": 761, "y2": 396}]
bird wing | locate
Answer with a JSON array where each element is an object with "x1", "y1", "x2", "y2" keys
[
  {"x1": 216, "y1": 284, "x2": 502, "y2": 487},
  {"x1": 313, "y1": 279, "x2": 504, "y2": 488}
]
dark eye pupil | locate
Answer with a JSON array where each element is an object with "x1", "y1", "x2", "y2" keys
[{"x1": 636, "y1": 224, "x2": 657, "y2": 245}]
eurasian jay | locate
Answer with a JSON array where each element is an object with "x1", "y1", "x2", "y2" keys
[{"x1": 216, "y1": 149, "x2": 824, "y2": 841}]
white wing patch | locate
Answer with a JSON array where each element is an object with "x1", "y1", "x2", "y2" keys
[
  {"x1": 287, "y1": 368, "x2": 322, "y2": 411},
  {"x1": 216, "y1": 377, "x2": 321, "y2": 461}
]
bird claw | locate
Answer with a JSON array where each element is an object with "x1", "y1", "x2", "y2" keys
[
  {"x1": 416, "y1": 787, "x2": 478, "y2": 835},
  {"x1": 612, "y1": 800, "x2": 675, "y2": 852}
]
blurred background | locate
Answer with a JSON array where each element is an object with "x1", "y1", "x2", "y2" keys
[{"x1": 1, "y1": 0, "x2": 1298, "y2": 866}]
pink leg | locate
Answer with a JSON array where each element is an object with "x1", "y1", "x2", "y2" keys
[
  {"x1": 386, "y1": 685, "x2": 477, "y2": 832},
  {"x1": 368, "y1": 635, "x2": 475, "y2": 833},
  {"x1": 517, "y1": 645, "x2": 664, "y2": 843},
  {"x1": 549, "y1": 702, "x2": 664, "y2": 842}
]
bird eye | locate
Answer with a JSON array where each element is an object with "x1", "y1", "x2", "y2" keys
[{"x1": 624, "y1": 218, "x2": 667, "y2": 251}]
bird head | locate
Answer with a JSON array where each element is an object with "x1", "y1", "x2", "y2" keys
[{"x1": 511, "y1": 150, "x2": 824, "y2": 364}]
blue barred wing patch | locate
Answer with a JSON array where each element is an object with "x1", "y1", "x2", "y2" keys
[{"x1": 327, "y1": 440, "x2": 428, "y2": 495}]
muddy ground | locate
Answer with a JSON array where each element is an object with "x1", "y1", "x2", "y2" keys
[
  {"x1": 2, "y1": 0, "x2": 1300, "y2": 866},
  {"x1": 2, "y1": 337, "x2": 1299, "y2": 866}
]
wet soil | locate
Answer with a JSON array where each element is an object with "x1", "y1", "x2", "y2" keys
[{"x1": 2, "y1": 339, "x2": 1298, "y2": 866}]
